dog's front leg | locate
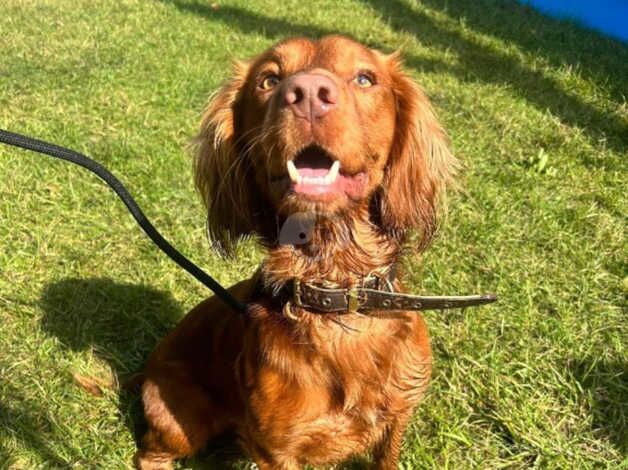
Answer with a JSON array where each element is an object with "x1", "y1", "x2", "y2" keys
[
  {"x1": 371, "y1": 416, "x2": 411, "y2": 470},
  {"x1": 134, "y1": 362, "x2": 229, "y2": 470}
]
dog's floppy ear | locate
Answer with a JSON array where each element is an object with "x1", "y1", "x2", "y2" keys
[
  {"x1": 378, "y1": 54, "x2": 457, "y2": 249},
  {"x1": 193, "y1": 61, "x2": 256, "y2": 255}
]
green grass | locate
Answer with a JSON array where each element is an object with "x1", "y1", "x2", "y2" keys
[{"x1": 0, "y1": 0, "x2": 626, "y2": 468}]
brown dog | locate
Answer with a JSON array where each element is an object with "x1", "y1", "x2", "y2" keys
[{"x1": 135, "y1": 35, "x2": 456, "y2": 469}]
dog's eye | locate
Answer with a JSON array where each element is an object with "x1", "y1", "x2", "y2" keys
[
  {"x1": 354, "y1": 73, "x2": 375, "y2": 88},
  {"x1": 260, "y1": 74, "x2": 281, "y2": 90}
]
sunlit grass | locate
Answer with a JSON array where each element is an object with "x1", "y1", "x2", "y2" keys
[{"x1": 1, "y1": 0, "x2": 625, "y2": 468}]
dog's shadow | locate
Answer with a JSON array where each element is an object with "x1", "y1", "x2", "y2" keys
[
  {"x1": 566, "y1": 357, "x2": 627, "y2": 455},
  {"x1": 39, "y1": 277, "x2": 252, "y2": 469}
]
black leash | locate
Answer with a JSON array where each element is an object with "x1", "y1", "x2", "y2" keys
[{"x1": 0, "y1": 129, "x2": 248, "y2": 315}]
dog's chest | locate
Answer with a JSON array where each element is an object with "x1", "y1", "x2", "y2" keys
[{"x1": 242, "y1": 314, "x2": 431, "y2": 464}]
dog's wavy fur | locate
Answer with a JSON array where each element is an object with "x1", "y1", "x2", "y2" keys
[{"x1": 135, "y1": 35, "x2": 457, "y2": 470}]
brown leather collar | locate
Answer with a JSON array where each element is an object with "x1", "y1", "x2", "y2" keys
[
  {"x1": 290, "y1": 280, "x2": 497, "y2": 313},
  {"x1": 260, "y1": 270, "x2": 497, "y2": 315}
]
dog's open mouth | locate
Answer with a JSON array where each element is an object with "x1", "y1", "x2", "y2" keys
[{"x1": 287, "y1": 145, "x2": 366, "y2": 199}]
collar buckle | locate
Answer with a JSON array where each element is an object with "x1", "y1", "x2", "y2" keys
[{"x1": 347, "y1": 287, "x2": 365, "y2": 312}]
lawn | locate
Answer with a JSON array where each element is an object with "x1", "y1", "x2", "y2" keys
[{"x1": 0, "y1": 0, "x2": 626, "y2": 468}]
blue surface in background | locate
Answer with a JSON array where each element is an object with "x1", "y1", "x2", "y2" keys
[{"x1": 519, "y1": 0, "x2": 628, "y2": 42}]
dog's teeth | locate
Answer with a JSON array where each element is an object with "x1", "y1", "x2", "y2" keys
[
  {"x1": 287, "y1": 160, "x2": 301, "y2": 184},
  {"x1": 327, "y1": 161, "x2": 340, "y2": 183},
  {"x1": 323, "y1": 161, "x2": 340, "y2": 184},
  {"x1": 290, "y1": 160, "x2": 340, "y2": 186}
]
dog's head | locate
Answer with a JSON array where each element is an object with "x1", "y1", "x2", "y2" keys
[{"x1": 194, "y1": 35, "x2": 456, "y2": 253}]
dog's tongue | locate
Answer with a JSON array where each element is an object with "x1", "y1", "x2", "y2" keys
[
  {"x1": 293, "y1": 171, "x2": 368, "y2": 198},
  {"x1": 295, "y1": 167, "x2": 329, "y2": 177}
]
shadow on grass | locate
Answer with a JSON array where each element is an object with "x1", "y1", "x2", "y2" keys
[
  {"x1": 161, "y1": 0, "x2": 333, "y2": 39},
  {"x1": 157, "y1": 0, "x2": 451, "y2": 74},
  {"x1": 418, "y1": 0, "x2": 628, "y2": 104},
  {"x1": 39, "y1": 278, "x2": 180, "y2": 452},
  {"x1": 567, "y1": 358, "x2": 628, "y2": 454},
  {"x1": 40, "y1": 278, "x2": 180, "y2": 376},
  {"x1": 160, "y1": 0, "x2": 627, "y2": 161},
  {"x1": 0, "y1": 384, "x2": 72, "y2": 468},
  {"x1": 360, "y1": 0, "x2": 628, "y2": 159},
  {"x1": 38, "y1": 277, "x2": 250, "y2": 469}
]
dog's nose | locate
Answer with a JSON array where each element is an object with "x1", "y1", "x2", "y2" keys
[{"x1": 283, "y1": 73, "x2": 337, "y2": 120}]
